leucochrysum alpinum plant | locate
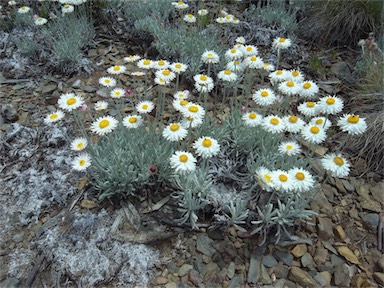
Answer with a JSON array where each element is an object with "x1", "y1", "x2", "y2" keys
[{"x1": 44, "y1": 0, "x2": 368, "y2": 242}]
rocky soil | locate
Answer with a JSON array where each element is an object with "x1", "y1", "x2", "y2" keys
[{"x1": 0, "y1": 41, "x2": 383, "y2": 288}]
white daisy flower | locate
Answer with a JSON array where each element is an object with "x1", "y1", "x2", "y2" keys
[
  {"x1": 309, "y1": 117, "x2": 332, "y2": 130},
  {"x1": 107, "y1": 65, "x2": 126, "y2": 75},
  {"x1": 90, "y1": 116, "x2": 118, "y2": 136},
  {"x1": 278, "y1": 80, "x2": 300, "y2": 96},
  {"x1": 137, "y1": 59, "x2": 153, "y2": 69},
  {"x1": 244, "y1": 55, "x2": 264, "y2": 69},
  {"x1": 173, "y1": 90, "x2": 190, "y2": 100},
  {"x1": 337, "y1": 114, "x2": 367, "y2": 135},
  {"x1": 318, "y1": 95, "x2": 344, "y2": 115},
  {"x1": 170, "y1": 62, "x2": 188, "y2": 74},
  {"x1": 44, "y1": 110, "x2": 65, "y2": 124},
  {"x1": 99, "y1": 76, "x2": 116, "y2": 87},
  {"x1": 272, "y1": 37, "x2": 292, "y2": 49},
  {"x1": 123, "y1": 114, "x2": 143, "y2": 129},
  {"x1": 193, "y1": 74, "x2": 214, "y2": 85},
  {"x1": 242, "y1": 111, "x2": 263, "y2": 127},
  {"x1": 299, "y1": 80, "x2": 319, "y2": 98},
  {"x1": 162, "y1": 123, "x2": 188, "y2": 142},
  {"x1": 224, "y1": 14, "x2": 234, "y2": 23},
  {"x1": 193, "y1": 136, "x2": 220, "y2": 158},
  {"x1": 153, "y1": 60, "x2": 170, "y2": 70},
  {"x1": 124, "y1": 55, "x2": 141, "y2": 63},
  {"x1": 110, "y1": 88, "x2": 126, "y2": 99},
  {"x1": 262, "y1": 63, "x2": 275, "y2": 72},
  {"x1": 170, "y1": 151, "x2": 197, "y2": 174},
  {"x1": 225, "y1": 48, "x2": 243, "y2": 61},
  {"x1": 286, "y1": 70, "x2": 305, "y2": 83},
  {"x1": 198, "y1": 9, "x2": 208, "y2": 16},
  {"x1": 216, "y1": 17, "x2": 226, "y2": 24},
  {"x1": 183, "y1": 13, "x2": 196, "y2": 23},
  {"x1": 62, "y1": 4, "x2": 74, "y2": 14},
  {"x1": 226, "y1": 60, "x2": 245, "y2": 73},
  {"x1": 217, "y1": 70, "x2": 238, "y2": 82},
  {"x1": 154, "y1": 77, "x2": 170, "y2": 86},
  {"x1": 288, "y1": 168, "x2": 316, "y2": 192},
  {"x1": 252, "y1": 88, "x2": 277, "y2": 106},
  {"x1": 171, "y1": 1, "x2": 189, "y2": 9},
  {"x1": 131, "y1": 71, "x2": 146, "y2": 76},
  {"x1": 70, "y1": 137, "x2": 88, "y2": 151},
  {"x1": 283, "y1": 115, "x2": 306, "y2": 133},
  {"x1": 301, "y1": 124, "x2": 327, "y2": 144},
  {"x1": 71, "y1": 153, "x2": 91, "y2": 171},
  {"x1": 34, "y1": 17, "x2": 47, "y2": 25},
  {"x1": 242, "y1": 45, "x2": 258, "y2": 56},
  {"x1": 201, "y1": 51, "x2": 220, "y2": 64},
  {"x1": 18, "y1": 6, "x2": 30, "y2": 13},
  {"x1": 58, "y1": 93, "x2": 84, "y2": 112},
  {"x1": 136, "y1": 101, "x2": 155, "y2": 114},
  {"x1": 173, "y1": 99, "x2": 189, "y2": 111},
  {"x1": 235, "y1": 36, "x2": 246, "y2": 44},
  {"x1": 94, "y1": 101, "x2": 108, "y2": 111},
  {"x1": 180, "y1": 116, "x2": 203, "y2": 128},
  {"x1": 297, "y1": 101, "x2": 320, "y2": 117},
  {"x1": 232, "y1": 18, "x2": 240, "y2": 24},
  {"x1": 271, "y1": 170, "x2": 294, "y2": 192},
  {"x1": 255, "y1": 167, "x2": 273, "y2": 191},
  {"x1": 262, "y1": 115, "x2": 285, "y2": 133},
  {"x1": 181, "y1": 102, "x2": 205, "y2": 119},
  {"x1": 155, "y1": 69, "x2": 176, "y2": 82},
  {"x1": 278, "y1": 141, "x2": 302, "y2": 156},
  {"x1": 269, "y1": 70, "x2": 289, "y2": 85},
  {"x1": 321, "y1": 153, "x2": 351, "y2": 178},
  {"x1": 195, "y1": 82, "x2": 214, "y2": 93}
]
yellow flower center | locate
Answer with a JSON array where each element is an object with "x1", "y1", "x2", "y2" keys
[
  {"x1": 21, "y1": 6, "x2": 27, "y2": 10},
  {"x1": 162, "y1": 70, "x2": 171, "y2": 76},
  {"x1": 287, "y1": 81, "x2": 295, "y2": 87},
  {"x1": 249, "y1": 113, "x2": 257, "y2": 119},
  {"x1": 99, "y1": 119, "x2": 110, "y2": 129},
  {"x1": 64, "y1": 4, "x2": 70, "y2": 8},
  {"x1": 129, "y1": 117, "x2": 137, "y2": 123},
  {"x1": 77, "y1": 143, "x2": 84, "y2": 149},
  {"x1": 178, "y1": 1, "x2": 184, "y2": 4},
  {"x1": 224, "y1": 70, "x2": 232, "y2": 75},
  {"x1": 187, "y1": 14, "x2": 193, "y2": 18},
  {"x1": 175, "y1": 64, "x2": 182, "y2": 68},
  {"x1": 263, "y1": 63, "x2": 269, "y2": 66},
  {"x1": 250, "y1": 56, "x2": 257, "y2": 61},
  {"x1": 67, "y1": 98, "x2": 76, "y2": 105},
  {"x1": 326, "y1": 98, "x2": 335, "y2": 105},
  {"x1": 289, "y1": 116, "x2": 297, "y2": 123},
  {"x1": 79, "y1": 159, "x2": 85, "y2": 166},
  {"x1": 202, "y1": 138, "x2": 212, "y2": 147},
  {"x1": 310, "y1": 126, "x2": 320, "y2": 134},
  {"x1": 207, "y1": 53, "x2": 213, "y2": 57},
  {"x1": 296, "y1": 172, "x2": 305, "y2": 180},
  {"x1": 143, "y1": 60, "x2": 151, "y2": 65},
  {"x1": 180, "y1": 100, "x2": 188, "y2": 106},
  {"x1": 279, "y1": 38, "x2": 286, "y2": 42},
  {"x1": 292, "y1": 71, "x2": 299, "y2": 77},
  {"x1": 276, "y1": 70, "x2": 283, "y2": 75},
  {"x1": 179, "y1": 155, "x2": 188, "y2": 162},
  {"x1": 303, "y1": 82, "x2": 311, "y2": 89},
  {"x1": 200, "y1": 75, "x2": 207, "y2": 81},
  {"x1": 246, "y1": 47, "x2": 253, "y2": 52},
  {"x1": 170, "y1": 124, "x2": 180, "y2": 131},
  {"x1": 279, "y1": 174, "x2": 288, "y2": 182},
  {"x1": 270, "y1": 118, "x2": 279, "y2": 125},
  {"x1": 188, "y1": 106, "x2": 198, "y2": 113},
  {"x1": 104, "y1": 79, "x2": 110, "y2": 83},
  {"x1": 113, "y1": 66, "x2": 120, "y2": 71},
  {"x1": 115, "y1": 91, "x2": 121, "y2": 96},
  {"x1": 230, "y1": 49, "x2": 237, "y2": 54},
  {"x1": 306, "y1": 102, "x2": 315, "y2": 108},
  {"x1": 347, "y1": 115, "x2": 359, "y2": 123},
  {"x1": 315, "y1": 119, "x2": 323, "y2": 125},
  {"x1": 261, "y1": 91, "x2": 269, "y2": 97},
  {"x1": 50, "y1": 114, "x2": 58, "y2": 119},
  {"x1": 38, "y1": 17, "x2": 43, "y2": 21},
  {"x1": 333, "y1": 157, "x2": 344, "y2": 166},
  {"x1": 142, "y1": 104, "x2": 148, "y2": 110},
  {"x1": 264, "y1": 174, "x2": 271, "y2": 183},
  {"x1": 286, "y1": 145, "x2": 293, "y2": 150}
]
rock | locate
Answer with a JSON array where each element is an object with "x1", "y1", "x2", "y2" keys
[
  {"x1": 165, "y1": 282, "x2": 178, "y2": 288},
  {"x1": 341, "y1": 179, "x2": 355, "y2": 192},
  {"x1": 289, "y1": 267, "x2": 318, "y2": 288},
  {"x1": 188, "y1": 269, "x2": 203, "y2": 287},
  {"x1": 80, "y1": 199, "x2": 97, "y2": 209},
  {"x1": 314, "y1": 271, "x2": 331, "y2": 287},
  {"x1": 262, "y1": 254, "x2": 278, "y2": 268},
  {"x1": 373, "y1": 272, "x2": 384, "y2": 285},
  {"x1": 314, "y1": 245, "x2": 329, "y2": 265},
  {"x1": 301, "y1": 252, "x2": 315, "y2": 269},
  {"x1": 356, "y1": 181, "x2": 371, "y2": 199},
  {"x1": 361, "y1": 213, "x2": 379, "y2": 231},
  {"x1": 229, "y1": 275, "x2": 242, "y2": 288},
  {"x1": 41, "y1": 84, "x2": 57, "y2": 94},
  {"x1": 360, "y1": 199, "x2": 381, "y2": 213},
  {"x1": 72, "y1": 79, "x2": 82, "y2": 88},
  {"x1": 352, "y1": 273, "x2": 377, "y2": 288},
  {"x1": 247, "y1": 253, "x2": 261, "y2": 283},
  {"x1": 178, "y1": 264, "x2": 193, "y2": 277},
  {"x1": 311, "y1": 189, "x2": 333, "y2": 215},
  {"x1": 202, "y1": 262, "x2": 219, "y2": 279},
  {"x1": 1, "y1": 278, "x2": 19, "y2": 288},
  {"x1": 317, "y1": 217, "x2": 334, "y2": 240},
  {"x1": 331, "y1": 254, "x2": 345, "y2": 266},
  {"x1": 330, "y1": 61, "x2": 353, "y2": 82},
  {"x1": 156, "y1": 276, "x2": 168, "y2": 285},
  {"x1": 274, "y1": 251, "x2": 293, "y2": 266},
  {"x1": 349, "y1": 206, "x2": 359, "y2": 219},
  {"x1": 260, "y1": 264, "x2": 272, "y2": 285},
  {"x1": 335, "y1": 178, "x2": 347, "y2": 194},
  {"x1": 196, "y1": 235, "x2": 216, "y2": 257},
  {"x1": 291, "y1": 244, "x2": 307, "y2": 258},
  {"x1": 12, "y1": 233, "x2": 24, "y2": 243},
  {"x1": 0, "y1": 267, "x2": 7, "y2": 282},
  {"x1": 334, "y1": 225, "x2": 347, "y2": 240},
  {"x1": 207, "y1": 226, "x2": 225, "y2": 240},
  {"x1": 1, "y1": 104, "x2": 18, "y2": 123},
  {"x1": 274, "y1": 262, "x2": 289, "y2": 279},
  {"x1": 370, "y1": 182, "x2": 384, "y2": 203},
  {"x1": 337, "y1": 246, "x2": 360, "y2": 265},
  {"x1": 227, "y1": 262, "x2": 235, "y2": 279},
  {"x1": 323, "y1": 242, "x2": 337, "y2": 255},
  {"x1": 84, "y1": 85, "x2": 96, "y2": 93}
]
